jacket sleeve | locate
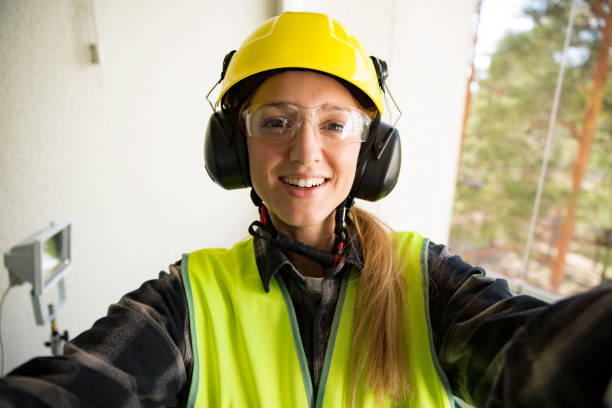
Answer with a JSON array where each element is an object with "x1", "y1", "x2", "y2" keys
[
  {"x1": 0, "y1": 265, "x2": 192, "y2": 408},
  {"x1": 427, "y1": 244, "x2": 612, "y2": 408}
]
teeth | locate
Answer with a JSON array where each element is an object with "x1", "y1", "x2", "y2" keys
[{"x1": 282, "y1": 177, "x2": 326, "y2": 188}]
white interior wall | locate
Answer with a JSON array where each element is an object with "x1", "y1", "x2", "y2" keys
[
  {"x1": 0, "y1": 0, "x2": 474, "y2": 372},
  {"x1": 0, "y1": 0, "x2": 274, "y2": 373}
]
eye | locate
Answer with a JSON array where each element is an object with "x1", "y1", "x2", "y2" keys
[
  {"x1": 323, "y1": 121, "x2": 345, "y2": 132},
  {"x1": 261, "y1": 117, "x2": 290, "y2": 128}
]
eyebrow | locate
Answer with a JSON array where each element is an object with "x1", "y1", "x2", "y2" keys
[{"x1": 251, "y1": 101, "x2": 364, "y2": 111}]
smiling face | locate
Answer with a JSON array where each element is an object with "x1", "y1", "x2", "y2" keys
[{"x1": 246, "y1": 71, "x2": 364, "y2": 240}]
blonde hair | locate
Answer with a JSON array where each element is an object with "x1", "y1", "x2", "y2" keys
[{"x1": 348, "y1": 206, "x2": 410, "y2": 404}]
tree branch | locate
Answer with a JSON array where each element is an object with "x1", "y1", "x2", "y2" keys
[
  {"x1": 522, "y1": 117, "x2": 541, "y2": 135},
  {"x1": 522, "y1": 115, "x2": 580, "y2": 141},
  {"x1": 556, "y1": 117, "x2": 580, "y2": 140}
]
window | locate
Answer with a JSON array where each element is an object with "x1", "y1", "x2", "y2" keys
[{"x1": 452, "y1": 0, "x2": 611, "y2": 298}]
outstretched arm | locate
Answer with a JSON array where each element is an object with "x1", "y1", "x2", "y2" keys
[
  {"x1": 428, "y1": 244, "x2": 612, "y2": 407},
  {"x1": 0, "y1": 265, "x2": 192, "y2": 408}
]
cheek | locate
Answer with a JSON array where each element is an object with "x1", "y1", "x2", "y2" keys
[
  {"x1": 334, "y1": 144, "x2": 361, "y2": 185},
  {"x1": 247, "y1": 142, "x2": 264, "y2": 187},
  {"x1": 247, "y1": 140, "x2": 281, "y2": 188}
]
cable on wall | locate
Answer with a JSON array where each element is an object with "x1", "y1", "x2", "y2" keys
[{"x1": 87, "y1": 0, "x2": 101, "y2": 64}]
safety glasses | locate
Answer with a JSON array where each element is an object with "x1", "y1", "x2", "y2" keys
[{"x1": 243, "y1": 102, "x2": 372, "y2": 145}]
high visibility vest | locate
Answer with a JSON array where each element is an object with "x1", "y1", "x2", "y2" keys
[{"x1": 181, "y1": 231, "x2": 454, "y2": 407}]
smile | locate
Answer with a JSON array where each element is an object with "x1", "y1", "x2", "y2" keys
[{"x1": 280, "y1": 176, "x2": 327, "y2": 188}]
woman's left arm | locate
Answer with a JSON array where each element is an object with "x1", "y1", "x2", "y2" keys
[{"x1": 427, "y1": 244, "x2": 612, "y2": 408}]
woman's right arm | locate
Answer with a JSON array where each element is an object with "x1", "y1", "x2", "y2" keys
[{"x1": 0, "y1": 264, "x2": 192, "y2": 407}]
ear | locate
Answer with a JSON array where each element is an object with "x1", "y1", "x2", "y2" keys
[
  {"x1": 204, "y1": 110, "x2": 251, "y2": 189},
  {"x1": 350, "y1": 118, "x2": 401, "y2": 201}
]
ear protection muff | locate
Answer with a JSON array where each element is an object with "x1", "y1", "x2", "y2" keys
[
  {"x1": 204, "y1": 50, "x2": 251, "y2": 189},
  {"x1": 350, "y1": 56, "x2": 401, "y2": 201},
  {"x1": 204, "y1": 108, "x2": 250, "y2": 189},
  {"x1": 350, "y1": 114, "x2": 401, "y2": 201},
  {"x1": 203, "y1": 52, "x2": 402, "y2": 200}
]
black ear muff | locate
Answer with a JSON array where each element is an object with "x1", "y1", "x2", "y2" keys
[
  {"x1": 204, "y1": 109, "x2": 251, "y2": 189},
  {"x1": 349, "y1": 57, "x2": 400, "y2": 201},
  {"x1": 204, "y1": 50, "x2": 251, "y2": 190},
  {"x1": 350, "y1": 116, "x2": 401, "y2": 201}
]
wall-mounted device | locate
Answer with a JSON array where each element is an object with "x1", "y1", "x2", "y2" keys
[{"x1": 3, "y1": 221, "x2": 72, "y2": 326}]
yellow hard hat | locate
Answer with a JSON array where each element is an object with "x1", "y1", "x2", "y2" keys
[{"x1": 217, "y1": 11, "x2": 385, "y2": 114}]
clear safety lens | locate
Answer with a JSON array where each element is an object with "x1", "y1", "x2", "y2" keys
[{"x1": 243, "y1": 102, "x2": 372, "y2": 145}]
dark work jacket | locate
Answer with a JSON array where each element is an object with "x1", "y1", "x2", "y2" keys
[{"x1": 0, "y1": 235, "x2": 611, "y2": 408}]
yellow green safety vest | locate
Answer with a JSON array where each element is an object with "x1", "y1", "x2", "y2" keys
[{"x1": 181, "y1": 231, "x2": 454, "y2": 407}]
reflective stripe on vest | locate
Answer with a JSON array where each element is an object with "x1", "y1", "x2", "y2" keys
[{"x1": 181, "y1": 231, "x2": 454, "y2": 407}]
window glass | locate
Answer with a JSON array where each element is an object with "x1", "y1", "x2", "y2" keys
[{"x1": 451, "y1": 0, "x2": 612, "y2": 297}]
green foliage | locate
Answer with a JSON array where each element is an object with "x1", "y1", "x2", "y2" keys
[{"x1": 451, "y1": 0, "x2": 612, "y2": 256}]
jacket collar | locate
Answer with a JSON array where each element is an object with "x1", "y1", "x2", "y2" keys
[{"x1": 253, "y1": 229, "x2": 363, "y2": 293}]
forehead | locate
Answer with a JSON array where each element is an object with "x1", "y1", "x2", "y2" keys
[{"x1": 249, "y1": 71, "x2": 360, "y2": 108}]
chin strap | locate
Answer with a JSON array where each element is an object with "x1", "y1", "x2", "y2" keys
[{"x1": 248, "y1": 189, "x2": 353, "y2": 268}]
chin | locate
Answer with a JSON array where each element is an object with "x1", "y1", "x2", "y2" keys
[{"x1": 274, "y1": 205, "x2": 334, "y2": 230}]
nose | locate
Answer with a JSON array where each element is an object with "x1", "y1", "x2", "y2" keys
[{"x1": 289, "y1": 119, "x2": 323, "y2": 164}]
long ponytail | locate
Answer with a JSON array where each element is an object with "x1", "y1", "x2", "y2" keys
[{"x1": 348, "y1": 206, "x2": 410, "y2": 404}]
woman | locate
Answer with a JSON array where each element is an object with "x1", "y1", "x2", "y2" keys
[{"x1": 1, "y1": 11, "x2": 611, "y2": 408}]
